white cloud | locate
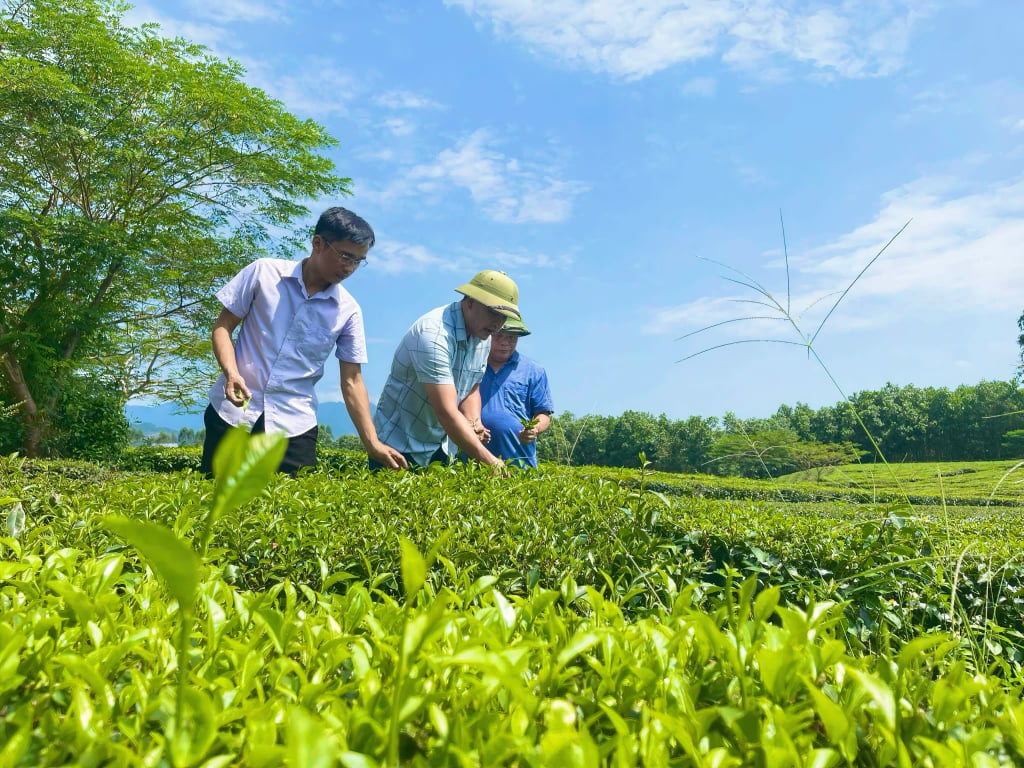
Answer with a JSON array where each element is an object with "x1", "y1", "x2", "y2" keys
[
  {"x1": 183, "y1": 0, "x2": 290, "y2": 24},
  {"x1": 484, "y1": 249, "x2": 575, "y2": 270},
  {"x1": 369, "y1": 241, "x2": 470, "y2": 275},
  {"x1": 368, "y1": 242, "x2": 572, "y2": 276},
  {"x1": 123, "y1": 4, "x2": 234, "y2": 54},
  {"x1": 376, "y1": 130, "x2": 587, "y2": 223},
  {"x1": 236, "y1": 57, "x2": 360, "y2": 118},
  {"x1": 374, "y1": 90, "x2": 445, "y2": 110},
  {"x1": 649, "y1": 173, "x2": 1024, "y2": 339},
  {"x1": 445, "y1": 0, "x2": 929, "y2": 80},
  {"x1": 383, "y1": 117, "x2": 417, "y2": 136}
]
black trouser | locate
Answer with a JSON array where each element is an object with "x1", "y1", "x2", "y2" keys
[
  {"x1": 200, "y1": 404, "x2": 318, "y2": 477},
  {"x1": 368, "y1": 445, "x2": 449, "y2": 472}
]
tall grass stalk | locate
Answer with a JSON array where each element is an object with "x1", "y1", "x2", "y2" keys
[{"x1": 678, "y1": 215, "x2": 913, "y2": 502}]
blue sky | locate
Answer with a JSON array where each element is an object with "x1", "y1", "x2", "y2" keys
[{"x1": 127, "y1": 0, "x2": 1024, "y2": 422}]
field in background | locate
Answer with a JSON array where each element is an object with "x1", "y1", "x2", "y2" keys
[{"x1": 785, "y1": 458, "x2": 1024, "y2": 501}]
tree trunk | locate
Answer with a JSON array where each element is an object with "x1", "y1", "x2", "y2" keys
[{"x1": 0, "y1": 351, "x2": 42, "y2": 457}]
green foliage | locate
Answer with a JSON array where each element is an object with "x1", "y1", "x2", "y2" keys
[
  {"x1": 101, "y1": 428, "x2": 285, "y2": 749},
  {"x1": 541, "y1": 380, "x2": 1024, "y2": 475},
  {"x1": 0, "y1": 0, "x2": 348, "y2": 456},
  {"x1": 1018, "y1": 309, "x2": 1024, "y2": 382},
  {"x1": 2, "y1": 455, "x2": 1024, "y2": 763},
  {"x1": 1001, "y1": 429, "x2": 1024, "y2": 458},
  {"x1": 1, "y1": 374, "x2": 129, "y2": 459},
  {"x1": 116, "y1": 445, "x2": 202, "y2": 473},
  {"x1": 333, "y1": 433, "x2": 366, "y2": 452},
  {"x1": 49, "y1": 375, "x2": 130, "y2": 459}
]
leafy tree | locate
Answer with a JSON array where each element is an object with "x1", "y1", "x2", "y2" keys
[
  {"x1": 662, "y1": 414, "x2": 717, "y2": 473},
  {"x1": 605, "y1": 411, "x2": 663, "y2": 468},
  {"x1": 1018, "y1": 310, "x2": 1024, "y2": 382},
  {"x1": 317, "y1": 423, "x2": 336, "y2": 448},
  {"x1": 708, "y1": 429, "x2": 803, "y2": 478},
  {"x1": 0, "y1": 0, "x2": 347, "y2": 456},
  {"x1": 334, "y1": 433, "x2": 365, "y2": 452},
  {"x1": 1001, "y1": 429, "x2": 1024, "y2": 458},
  {"x1": 788, "y1": 440, "x2": 865, "y2": 481},
  {"x1": 177, "y1": 426, "x2": 202, "y2": 447}
]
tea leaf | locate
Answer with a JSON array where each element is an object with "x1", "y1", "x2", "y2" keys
[
  {"x1": 400, "y1": 536, "x2": 427, "y2": 600},
  {"x1": 208, "y1": 428, "x2": 287, "y2": 543},
  {"x1": 287, "y1": 707, "x2": 334, "y2": 768},
  {"x1": 104, "y1": 517, "x2": 200, "y2": 611}
]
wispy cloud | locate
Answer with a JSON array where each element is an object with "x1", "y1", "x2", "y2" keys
[
  {"x1": 374, "y1": 130, "x2": 587, "y2": 223},
  {"x1": 369, "y1": 241, "x2": 470, "y2": 275},
  {"x1": 182, "y1": 0, "x2": 290, "y2": 24},
  {"x1": 368, "y1": 241, "x2": 571, "y2": 276},
  {"x1": 446, "y1": 0, "x2": 929, "y2": 80},
  {"x1": 382, "y1": 117, "x2": 417, "y2": 136},
  {"x1": 482, "y1": 249, "x2": 575, "y2": 270},
  {"x1": 236, "y1": 57, "x2": 361, "y2": 118},
  {"x1": 649, "y1": 173, "x2": 1024, "y2": 339},
  {"x1": 374, "y1": 90, "x2": 445, "y2": 110},
  {"x1": 123, "y1": 4, "x2": 234, "y2": 54}
]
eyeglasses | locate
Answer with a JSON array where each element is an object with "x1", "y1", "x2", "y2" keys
[{"x1": 320, "y1": 236, "x2": 368, "y2": 269}]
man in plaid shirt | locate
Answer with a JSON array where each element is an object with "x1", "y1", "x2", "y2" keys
[{"x1": 372, "y1": 270, "x2": 521, "y2": 470}]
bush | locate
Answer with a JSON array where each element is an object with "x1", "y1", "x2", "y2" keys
[
  {"x1": 2, "y1": 375, "x2": 135, "y2": 460},
  {"x1": 47, "y1": 376, "x2": 131, "y2": 460},
  {"x1": 316, "y1": 446, "x2": 367, "y2": 474},
  {"x1": 117, "y1": 445, "x2": 202, "y2": 472}
]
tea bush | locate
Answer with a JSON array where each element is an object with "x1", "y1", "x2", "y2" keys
[{"x1": 2, "y1": 452, "x2": 1024, "y2": 765}]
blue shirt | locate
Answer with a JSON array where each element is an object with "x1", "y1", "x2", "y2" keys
[
  {"x1": 373, "y1": 301, "x2": 489, "y2": 467},
  {"x1": 480, "y1": 351, "x2": 554, "y2": 468},
  {"x1": 208, "y1": 258, "x2": 367, "y2": 437}
]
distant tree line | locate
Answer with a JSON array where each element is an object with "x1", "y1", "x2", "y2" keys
[
  {"x1": 127, "y1": 426, "x2": 205, "y2": 447},
  {"x1": 538, "y1": 380, "x2": 1024, "y2": 477}
]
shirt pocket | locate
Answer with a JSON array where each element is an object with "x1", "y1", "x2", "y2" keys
[
  {"x1": 295, "y1": 328, "x2": 337, "y2": 367},
  {"x1": 502, "y1": 380, "x2": 530, "y2": 415}
]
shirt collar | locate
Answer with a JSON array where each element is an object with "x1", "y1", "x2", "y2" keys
[{"x1": 288, "y1": 259, "x2": 341, "y2": 303}]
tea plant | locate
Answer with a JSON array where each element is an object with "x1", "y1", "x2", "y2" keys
[{"x1": 3, "y1": 451, "x2": 1024, "y2": 765}]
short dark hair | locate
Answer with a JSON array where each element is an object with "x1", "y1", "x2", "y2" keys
[{"x1": 315, "y1": 207, "x2": 375, "y2": 248}]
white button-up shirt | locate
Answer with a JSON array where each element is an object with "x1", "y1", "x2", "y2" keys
[{"x1": 208, "y1": 258, "x2": 367, "y2": 437}]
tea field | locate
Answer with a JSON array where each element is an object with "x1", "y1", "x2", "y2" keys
[{"x1": 2, "y1": 443, "x2": 1023, "y2": 767}]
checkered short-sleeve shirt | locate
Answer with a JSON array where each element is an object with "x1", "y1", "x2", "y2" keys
[{"x1": 373, "y1": 301, "x2": 489, "y2": 466}]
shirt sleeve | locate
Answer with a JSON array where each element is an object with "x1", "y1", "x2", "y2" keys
[
  {"x1": 215, "y1": 260, "x2": 261, "y2": 318},
  {"x1": 529, "y1": 366, "x2": 554, "y2": 415},
  {"x1": 335, "y1": 305, "x2": 369, "y2": 364}
]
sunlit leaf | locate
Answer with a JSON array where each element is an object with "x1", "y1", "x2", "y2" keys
[
  {"x1": 286, "y1": 707, "x2": 334, "y2": 768},
  {"x1": 211, "y1": 429, "x2": 287, "y2": 517},
  {"x1": 104, "y1": 517, "x2": 200, "y2": 611},
  {"x1": 400, "y1": 536, "x2": 426, "y2": 600}
]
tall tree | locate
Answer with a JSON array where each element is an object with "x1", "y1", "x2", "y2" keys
[
  {"x1": 0, "y1": 0, "x2": 347, "y2": 455},
  {"x1": 1018, "y1": 310, "x2": 1024, "y2": 382}
]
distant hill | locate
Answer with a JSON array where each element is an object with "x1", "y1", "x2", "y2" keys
[{"x1": 125, "y1": 400, "x2": 359, "y2": 436}]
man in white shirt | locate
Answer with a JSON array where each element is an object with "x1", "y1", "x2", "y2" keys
[{"x1": 200, "y1": 206, "x2": 407, "y2": 475}]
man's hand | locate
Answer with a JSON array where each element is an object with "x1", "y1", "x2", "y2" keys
[
  {"x1": 224, "y1": 373, "x2": 251, "y2": 407},
  {"x1": 518, "y1": 426, "x2": 538, "y2": 445},
  {"x1": 470, "y1": 418, "x2": 491, "y2": 444},
  {"x1": 367, "y1": 442, "x2": 409, "y2": 470}
]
